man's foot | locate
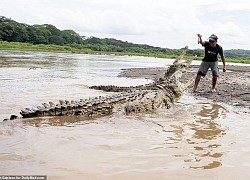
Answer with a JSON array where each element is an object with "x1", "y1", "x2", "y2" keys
[
  {"x1": 192, "y1": 89, "x2": 197, "y2": 93},
  {"x1": 211, "y1": 88, "x2": 216, "y2": 93}
]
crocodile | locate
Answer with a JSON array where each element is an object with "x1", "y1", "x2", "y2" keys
[{"x1": 4, "y1": 46, "x2": 194, "y2": 121}]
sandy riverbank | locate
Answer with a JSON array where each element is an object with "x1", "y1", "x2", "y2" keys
[{"x1": 119, "y1": 65, "x2": 250, "y2": 113}]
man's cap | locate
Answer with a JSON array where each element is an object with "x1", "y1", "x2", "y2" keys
[{"x1": 209, "y1": 34, "x2": 218, "y2": 41}]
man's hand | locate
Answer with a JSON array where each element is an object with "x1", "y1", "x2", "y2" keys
[
  {"x1": 197, "y1": 34, "x2": 202, "y2": 44},
  {"x1": 221, "y1": 56, "x2": 226, "y2": 72},
  {"x1": 223, "y1": 66, "x2": 226, "y2": 72}
]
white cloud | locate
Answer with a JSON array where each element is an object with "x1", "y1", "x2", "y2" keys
[
  {"x1": 215, "y1": 22, "x2": 244, "y2": 37},
  {"x1": 213, "y1": 22, "x2": 250, "y2": 49},
  {"x1": 213, "y1": 0, "x2": 250, "y2": 11},
  {"x1": 0, "y1": 0, "x2": 250, "y2": 49}
]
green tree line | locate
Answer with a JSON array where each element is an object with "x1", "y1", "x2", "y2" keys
[
  {"x1": 1, "y1": 16, "x2": 250, "y2": 62},
  {"x1": 0, "y1": 16, "x2": 84, "y2": 45}
]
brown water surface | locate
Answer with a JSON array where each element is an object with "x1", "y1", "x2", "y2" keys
[{"x1": 0, "y1": 51, "x2": 250, "y2": 179}]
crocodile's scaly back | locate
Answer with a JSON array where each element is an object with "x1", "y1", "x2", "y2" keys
[{"x1": 4, "y1": 47, "x2": 194, "y2": 121}]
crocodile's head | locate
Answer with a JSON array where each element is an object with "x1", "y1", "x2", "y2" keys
[{"x1": 159, "y1": 46, "x2": 194, "y2": 102}]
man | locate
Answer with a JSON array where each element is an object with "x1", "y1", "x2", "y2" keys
[{"x1": 192, "y1": 33, "x2": 226, "y2": 93}]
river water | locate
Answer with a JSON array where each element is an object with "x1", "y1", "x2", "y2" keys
[{"x1": 0, "y1": 51, "x2": 250, "y2": 180}]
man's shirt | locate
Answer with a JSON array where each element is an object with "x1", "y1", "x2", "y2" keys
[{"x1": 203, "y1": 41, "x2": 223, "y2": 62}]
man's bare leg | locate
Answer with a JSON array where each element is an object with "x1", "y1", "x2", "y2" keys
[
  {"x1": 192, "y1": 74, "x2": 201, "y2": 92},
  {"x1": 211, "y1": 75, "x2": 217, "y2": 92}
]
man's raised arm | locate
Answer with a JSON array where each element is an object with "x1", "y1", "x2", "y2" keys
[{"x1": 197, "y1": 33, "x2": 205, "y2": 46}]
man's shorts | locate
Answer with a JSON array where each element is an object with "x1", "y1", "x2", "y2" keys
[{"x1": 197, "y1": 61, "x2": 219, "y2": 77}]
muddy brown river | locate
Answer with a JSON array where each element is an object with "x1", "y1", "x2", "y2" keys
[{"x1": 0, "y1": 51, "x2": 250, "y2": 179}]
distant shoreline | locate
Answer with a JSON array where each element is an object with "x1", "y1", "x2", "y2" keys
[
  {"x1": 1, "y1": 41, "x2": 249, "y2": 64},
  {"x1": 0, "y1": 41, "x2": 181, "y2": 60}
]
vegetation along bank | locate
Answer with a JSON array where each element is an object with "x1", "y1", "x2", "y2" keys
[{"x1": 0, "y1": 16, "x2": 249, "y2": 64}]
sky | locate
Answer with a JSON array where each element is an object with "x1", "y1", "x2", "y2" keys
[{"x1": 1, "y1": 0, "x2": 250, "y2": 50}]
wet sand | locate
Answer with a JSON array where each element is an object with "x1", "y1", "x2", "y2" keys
[{"x1": 119, "y1": 64, "x2": 250, "y2": 113}]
